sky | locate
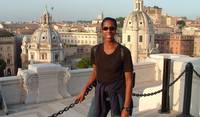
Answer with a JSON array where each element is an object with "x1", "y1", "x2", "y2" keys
[{"x1": 0, "y1": 0, "x2": 199, "y2": 22}]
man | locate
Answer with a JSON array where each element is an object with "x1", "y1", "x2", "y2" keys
[{"x1": 76, "y1": 17, "x2": 133, "y2": 117}]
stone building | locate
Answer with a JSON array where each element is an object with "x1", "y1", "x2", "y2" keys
[
  {"x1": 122, "y1": 0, "x2": 155, "y2": 63},
  {"x1": 154, "y1": 33, "x2": 170, "y2": 53},
  {"x1": 194, "y1": 36, "x2": 200, "y2": 57},
  {"x1": 21, "y1": 8, "x2": 64, "y2": 68},
  {"x1": 144, "y1": 6, "x2": 163, "y2": 25},
  {"x1": 169, "y1": 33, "x2": 194, "y2": 56},
  {"x1": 155, "y1": 33, "x2": 194, "y2": 56},
  {"x1": 0, "y1": 29, "x2": 16, "y2": 76}
]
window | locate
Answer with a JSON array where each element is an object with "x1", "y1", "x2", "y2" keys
[
  {"x1": 42, "y1": 54, "x2": 45, "y2": 59},
  {"x1": 7, "y1": 59, "x2": 11, "y2": 64},
  {"x1": 31, "y1": 54, "x2": 34, "y2": 59},
  {"x1": 149, "y1": 36, "x2": 151, "y2": 42},
  {"x1": 55, "y1": 54, "x2": 59, "y2": 62},
  {"x1": 52, "y1": 36, "x2": 56, "y2": 40},
  {"x1": 139, "y1": 35, "x2": 143, "y2": 42},
  {"x1": 40, "y1": 53, "x2": 47, "y2": 60},
  {"x1": 127, "y1": 35, "x2": 131, "y2": 42},
  {"x1": 7, "y1": 68, "x2": 11, "y2": 76}
]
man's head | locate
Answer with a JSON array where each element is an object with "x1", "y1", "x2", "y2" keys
[
  {"x1": 101, "y1": 17, "x2": 117, "y2": 42},
  {"x1": 101, "y1": 17, "x2": 117, "y2": 29}
]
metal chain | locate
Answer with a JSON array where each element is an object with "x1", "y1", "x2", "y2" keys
[
  {"x1": 133, "y1": 70, "x2": 185, "y2": 97},
  {"x1": 48, "y1": 82, "x2": 96, "y2": 117},
  {"x1": 193, "y1": 69, "x2": 200, "y2": 78}
]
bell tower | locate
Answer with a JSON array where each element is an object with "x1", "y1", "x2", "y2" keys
[
  {"x1": 134, "y1": 0, "x2": 144, "y2": 12},
  {"x1": 40, "y1": 5, "x2": 52, "y2": 25}
]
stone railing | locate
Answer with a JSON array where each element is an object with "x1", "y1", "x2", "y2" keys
[
  {"x1": 0, "y1": 64, "x2": 71, "y2": 105},
  {"x1": 0, "y1": 62, "x2": 158, "y2": 106},
  {"x1": 0, "y1": 76, "x2": 21, "y2": 105},
  {"x1": 65, "y1": 62, "x2": 157, "y2": 96}
]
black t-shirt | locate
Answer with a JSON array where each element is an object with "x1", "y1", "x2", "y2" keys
[{"x1": 91, "y1": 43, "x2": 133, "y2": 84}]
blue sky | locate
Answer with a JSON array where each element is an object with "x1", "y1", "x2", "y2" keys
[{"x1": 0, "y1": 0, "x2": 199, "y2": 22}]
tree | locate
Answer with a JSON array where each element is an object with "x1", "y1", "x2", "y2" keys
[
  {"x1": 116, "y1": 17, "x2": 125, "y2": 28},
  {"x1": 177, "y1": 20, "x2": 186, "y2": 30},
  {"x1": 76, "y1": 57, "x2": 91, "y2": 69},
  {"x1": 0, "y1": 59, "x2": 6, "y2": 77}
]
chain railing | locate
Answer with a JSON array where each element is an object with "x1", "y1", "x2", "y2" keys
[
  {"x1": 48, "y1": 82, "x2": 96, "y2": 117},
  {"x1": 133, "y1": 70, "x2": 185, "y2": 97},
  {"x1": 193, "y1": 69, "x2": 200, "y2": 78},
  {"x1": 48, "y1": 70, "x2": 187, "y2": 117}
]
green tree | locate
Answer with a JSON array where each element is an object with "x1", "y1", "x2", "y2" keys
[
  {"x1": 116, "y1": 17, "x2": 125, "y2": 28},
  {"x1": 177, "y1": 20, "x2": 186, "y2": 30},
  {"x1": 76, "y1": 57, "x2": 91, "y2": 68},
  {"x1": 0, "y1": 59, "x2": 6, "y2": 77}
]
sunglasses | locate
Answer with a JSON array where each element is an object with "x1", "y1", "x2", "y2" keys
[{"x1": 102, "y1": 26, "x2": 116, "y2": 31}]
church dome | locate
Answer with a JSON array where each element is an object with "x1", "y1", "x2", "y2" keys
[
  {"x1": 21, "y1": 7, "x2": 64, "y2": 66},
  {"x1": 123, "y1": 11, "x2": 154, "y2": 33},
  {"x1": 122, "y1": 0, "x2": 155, "y2": 63},
  {"x1": 30, "y1": 27, "x2": 62, "y2": 48},
  {"x1": 29, "y1": 8, "x2": 63, "y2": 50}
]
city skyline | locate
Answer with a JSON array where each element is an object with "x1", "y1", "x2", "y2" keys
[{"x1": 0, "y1": 0, "x2": 199, "y2": 22}]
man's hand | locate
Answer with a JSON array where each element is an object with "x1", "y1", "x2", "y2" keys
[
  {"x1": 75, "y1": 89, "x2": 86, "y2": 103},
  {"x1": 121, "y1": 109, "x2": 129, "y2": 117}
]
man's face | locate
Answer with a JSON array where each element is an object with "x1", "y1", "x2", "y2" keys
[{"x1": 102, "y1": 20, "x2": 116, "y2": 42}]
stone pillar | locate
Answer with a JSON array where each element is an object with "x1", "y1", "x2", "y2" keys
[
  {"x1": 57, "y1": 68, "x2": 71, "y2": 98},
  {"x1": 18, "y1": 63, "x2": 71, "y2": 104},
  {"x1": 19, "y1": 70, "x2": 39, "y2": 104}
]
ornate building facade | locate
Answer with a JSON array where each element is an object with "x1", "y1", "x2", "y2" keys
[
  {"x1": 0, "y1": 29, "x2": 16, "y2": 76},
  {"x1": 122, "y1": 0, "x2": 155, "y2": 63},
  {"x1": 21, "y1": 8, "x2": 64, "y2": 68}
]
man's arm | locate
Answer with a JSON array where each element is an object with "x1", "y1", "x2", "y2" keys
[
  {"x1": 75, "y1": 64, "x2": 97, "y2": 103},
  {"x1": 121, "y1": 71, "x2": 133, "y2": 117},
  {"x1": 123, "y1": 71, "x2": 133, "y2": 107},
  {"x1": 82, "y1": 64, "x2": 97, "y2": 93}
]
